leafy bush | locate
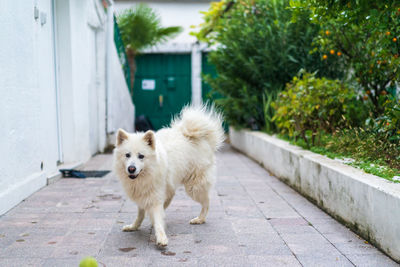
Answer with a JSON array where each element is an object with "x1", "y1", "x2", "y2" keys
[
  {"x1": 273, "y1": 71, "x2": 367, "y2": 146},
  {"x1": 194, "y1": 0, "x2": 342, "y2": 130},
  {"x1": 377, "y1": 97, "x2": 400, "y2": 141},
  {"x1": 290, "y1": 0, "x2": 400, "y2": 114}
]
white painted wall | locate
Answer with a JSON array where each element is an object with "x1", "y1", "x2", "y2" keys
[
  {"x1": 106, "y1": 4, "x2": 135, "y2": 135},
  {"x1": 114, "y1": 1, "x2": 211, "y2": 46},
  {"x1": 0, "y1": 0, "x2": 58, "y2": 215},
  {"x1": 107, "y1": 43, "x2": 135, "y2": 134},
  {"x1": 0, "y1": 0, "x2": 134, "y2": 215}
]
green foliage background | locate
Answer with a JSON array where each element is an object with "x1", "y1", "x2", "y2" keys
[
  {"x1": 273, "y1": 71, "x2": 368, "y2": 146},
  {"x1": 290, "y1": 0, "x2": 400, "y2": 113},
  {"x1": 200, "y1": 0, "x2": 342, "y2": 130}
]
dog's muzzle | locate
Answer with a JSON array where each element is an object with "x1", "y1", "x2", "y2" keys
[
  {"x1": 127, "y1": 165, "x2": 138, "y2": 179},
  {"x1": 128, "y1": 173, "x2": 139, "y2": 179}
]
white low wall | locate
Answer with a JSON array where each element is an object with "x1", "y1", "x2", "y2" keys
[{"x1": 229, "y1": 129, "x2": 400, "y2": 262}]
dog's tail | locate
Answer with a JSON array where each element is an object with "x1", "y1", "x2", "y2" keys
[{"x1": 171, "y1": 104, "x2": 225, "y2": 151}]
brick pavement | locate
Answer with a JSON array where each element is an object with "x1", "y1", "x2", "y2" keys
[{"x1": 0, "y1": 145, "x2": 398, "y2": 266}]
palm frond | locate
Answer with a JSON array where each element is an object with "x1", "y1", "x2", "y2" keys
[{"x1": 117, "y1": 4, "x2": 183, "y2": 53}]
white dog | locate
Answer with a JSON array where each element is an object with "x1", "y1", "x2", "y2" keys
[{"x1": 113, "y1": 105, "x2": 224, "y2": 246}]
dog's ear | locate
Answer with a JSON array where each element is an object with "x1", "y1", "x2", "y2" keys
[
  {"x1": 116, "y1": 128, "x2": 129, "y2": 146},
  {"x1": 143, "y1": 130, "x2": 155, "y2": 149}
]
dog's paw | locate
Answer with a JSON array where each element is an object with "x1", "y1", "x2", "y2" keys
[
  {"x1": 190, "y1": 217, "x2": 206, "y2": 224},
  {"x1": 122, "y1": 224, "x2": 139, "y2": 232},
  {"x1": 156, "y1": 235, "x2": 168, "y2": 247}
]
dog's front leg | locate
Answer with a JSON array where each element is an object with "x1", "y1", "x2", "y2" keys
[
  {"x1": 123, "y1": 208, "x2": 145, "y2": 232},
  {"x1": 149, "y1": 205, "x2": 168, "y2": 246}
]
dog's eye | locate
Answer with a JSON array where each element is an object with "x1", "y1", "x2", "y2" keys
[
  {"x1": 125, "y1": 153, "x2": 131, "y2": 158},
  {"x1": 138, "y1": 154, "x2": 144, "y2": 159}
]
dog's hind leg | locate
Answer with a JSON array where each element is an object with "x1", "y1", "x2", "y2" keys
[
  {"x1": 185, "y1": 178, "x2": 212, "y2": 225},
  {"x1": 122, "y1": 208, "x2": 145, "y2": 232}
]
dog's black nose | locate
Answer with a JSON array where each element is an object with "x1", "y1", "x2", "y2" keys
[{"x1": 128, "y1": 166, "x2": 136, "y2": 174}]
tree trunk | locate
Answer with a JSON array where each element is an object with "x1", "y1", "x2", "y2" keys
[{"x1": 126, "y1": 48, "x2": 137, "y2": 94}]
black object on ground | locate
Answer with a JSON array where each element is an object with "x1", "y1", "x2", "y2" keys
[
  {"x1": 135, "y1": 115, "x2": 154, "y2": 132},
  {"x1": 60, "y1": 169, "x2": 110, "y2": 178}
]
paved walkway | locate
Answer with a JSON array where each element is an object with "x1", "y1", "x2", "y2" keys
[{"x1": 0, "y1": 145, "x2": 398, "y2": 266}]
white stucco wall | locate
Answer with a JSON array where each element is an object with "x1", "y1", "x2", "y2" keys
[
  {"x1": 58, "y1": 0, "x2": 107, "y2": 162},
  {"x1": 107, "y1": 43, "x2": 135, "y2": 134},
  {"x1": 106, "y1": 4, "x2": 135, "y2": 135},
  {"x1": 114, "y1": 1, "x2": 211, "y2": 46},
  {"x1": 0, "y1": 0, "x2": 134, "y2": 215},
  {"x1": 0, "y1": 0, "x2": 59, "y2": 215}
]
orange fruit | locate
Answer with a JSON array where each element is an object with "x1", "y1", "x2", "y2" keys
[
  {"x1": 330, "y1": 49, "x2": 335, "y2": 55},
  {"x1": 381, "y1": 91, "x2": 387, "y2": 95},
  {"x1": 377, "y1": 60, "x2": 381, "y2": 64},
  {"x1": 366, "y1": 90, "x2": 371, "y2": 95},
  {"x1": 393, "y1": 37, "x2": 397, "y2": 42},
  {"x1": 337, "y1": 52, "x2": 342, "y2": 56},
  {"x1": 363, "y1": 95, "x2": 369, "y2": 100},
  {"x1": 322, "y1": 54, "x2": 328, "y2": 60},
  {"x1": 386, "y1": 31, "x2": 391, "y2": 36},
  {"x1": 325, "y1": 30, "x2": 330, "y2": 36}
]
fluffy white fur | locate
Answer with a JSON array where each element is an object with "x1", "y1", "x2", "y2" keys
[{"x1": 113, "y1": 105, "x2": 224, "y2": 246}]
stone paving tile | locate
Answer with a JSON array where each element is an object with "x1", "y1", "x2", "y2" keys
[
  {"x1": 197, "y1": 255, "x2": 248, "y2": 267},
  {"x1": 248, "y1": 255, "x2": 302, "y2": 267},
  {"x1": 97, "y1": 256, "x2": 150, "y2": 267},
  {"x1": 0, "y1": 258, "x2": 43, "y2": 267},
  {"x1": 0, "y1": 145, "x2": 397, "y2": 266},
  {"x1": 346, "y1": 253, "x2": 400, "y2": 267},
  {"x1": 50, "y1": 244, "x2": 101, "y2": 259},
  {"x1": 41, "y1": 258, "x2": 82, "y2": 267},
  {"x1": 296, "y1": 254, "x2": 354, "y2": 267}
]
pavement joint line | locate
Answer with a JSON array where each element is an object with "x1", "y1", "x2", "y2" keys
[
  {"x1": 231, "y1": 148, "x2": 356, "y2": 266},
  {"x1": 230, "y1": 160, "x2": 304, "y2": 267},
  {"x1": 241, "y1": 152, "x2": 358, "y2": 266}
]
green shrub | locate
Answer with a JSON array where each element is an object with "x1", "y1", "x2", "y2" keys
[
  {"x1": 194, "y1": 0, "x2": 342, "y2": 130},
  {"x1": 378, "y1": 97, "x2": 400, "y2": 142},
  {"x1": 290, "y1": 0, "x2": 400, "y2": 114},
  {"x1": 273, "y1": 71, "x2": 367, "y2": 146}
]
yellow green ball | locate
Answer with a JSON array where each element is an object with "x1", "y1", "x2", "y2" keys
[{"x1": 79, "y1": 257, "x2": 98, "y2": 267}]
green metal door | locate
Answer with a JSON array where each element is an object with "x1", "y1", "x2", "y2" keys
[{"x1": 134, "y1": 54, "x2": 191, "y2": 130}]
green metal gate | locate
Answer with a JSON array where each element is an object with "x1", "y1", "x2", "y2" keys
[{"x1": 133, "y1": 54, "x2": 192, "y2": 130}]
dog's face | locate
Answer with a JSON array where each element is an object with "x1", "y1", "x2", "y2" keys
[{"x1": 114, "y1": 129, "x2": 156, "y2": 180}]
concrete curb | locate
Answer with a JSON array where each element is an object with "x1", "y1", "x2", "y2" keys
[{"x1": 229, "y1": 128, "x2": 400, "y2": 262}]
